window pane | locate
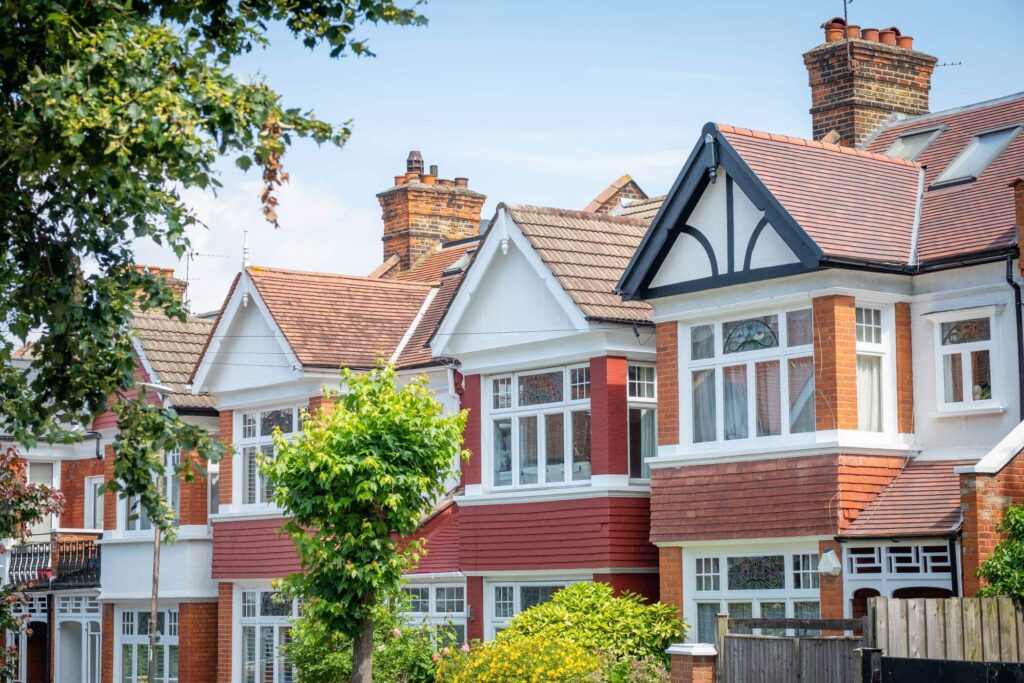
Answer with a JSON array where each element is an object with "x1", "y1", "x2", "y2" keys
[
  {"x1": 794, "y1": 601, "x2": 821, "y2": 637},
  {"x1": 91, "y1": 480, "x2": 104, "y2": 530},
  {"x1": 943, "y1": 354, "x2": 964, "y2": 403},
  {"x1": 695, "y1": 557, "x2": 720, "y2": 592},
  {"x1": 242, "y1": 590, "x2": 257, "y2": 619},
  {"x1": 936, "y1": 127, "x2": 1018, "y2": 183},
  {"x1": 259, "y1": 444, "x2": 275, "y2": 503},
  {"x1": 971, "y1": 350, "x2": 992, "y2": 401},
  {"x1": 723, "y1": 365, "x2": 747, "y2": 440},
  {"x1": 518, "y1": 416, "x2": 538, "y2": 485},
  {"x1": 243, "y1": 446, "x2": 258, "y2": 504},
  {"x1": 260, "y1": 626, "x2": 274, "y2": 683},
  {"x1": 628, "y1": 407, "x2": 656, "y2": 479},
  {"x1": 261, "y1": 408, "x2": 293, "y2": 436},
  {"x1": 723, "y1": 315, "x2": 779, "y2": 354},
  {"x1": 494, "y1": 586, "x2": 514, "y2": 619},
  {"x1": 492, "y1": 377, "x2": 512, "y2": 409},
  {"x1": 122, "y1": 643, "x2": 134, "y2": 683},
  {"x1": 242, "y1": 413, "x2": 257, "y2": 440},
  {"x1": 727, "y1": 556, "x2": 785, "y2": 590},
  {"x1": 793, "y1": 554, "x2": 820, "y2": 590},
  {"x1": 570, "y1": 367, "x2": 590, "y2": 401},
  {"x1": 696, "y1": 603, "x2": 719, "y2": 644},
  {"x1": 278, "y1": 628, "x2": 293, "y2": 683},
  {"x1": 755, "y1": 361, "x2": 781, "y2": 437},
  {"x1": 628, "y1": 365, "x2": 656, "y2": 399},
  {"x1": 571, "y1": 411, "x2": 591, "y2": 481},
  {"x1": 727, "y1": 602, "x2": 753, "y2": 634},
  {"x1": 691, "y1": 324, "x2": 714, "y2": 360},
  {"x1": 518, "y1": 371, "x2": 564, "y2": 406},
  {"x1": 544, "y1": 413, "x2": 565, "y2": 483},
  {"x1": 941, "y1": 318, "x2": 991, "y2": 345},
  {"x1": 886, "y1": 130, "x2": 938, "y2": 160},
  {"x1": 760, "y1": 601, "x2": 786, "y2": 636},
  {"x1": 788, "y1": 357, "x2": 815, "y2": 434},
  {"x1": 260, "y1": 592, "x2": 292, "y2": 617},
  {"x1": 692, "y1": 369, "x2": 716, "y2": 443},
  {"x1": 243, "y1": 626, "x2": 256, "y2": 683},
  {"x1": 435, "y1": 586, "x2": 464, "y2": 613},
  {"x1": 492, "y1": 419, "x2": 512, "y2": 487},
  {"x1": 520, "y1": 586, "x2": 561, "y2": 611},
  {"x1": 786, "y1": 309, "x2": 813, "y2": 347},
  {"x1": 857, "y1": 355, "x2": 883, "y2": 432},
  {"x1": 856, "y1": 307, "x2": 882, "y2": 344},
  {"x1": 402, "y1": 587, "x2": 429, "y2": 613}
]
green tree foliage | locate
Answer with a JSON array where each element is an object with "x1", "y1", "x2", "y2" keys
[
  {"x1": 264, "y1": 364, "x2": 467, "y2": 683},
  {"x1": 0, "y1": 447, "x2": 64, "y2": 679},
  {"x1": 978, "y1": 504, "x2": 1024, "y2": 601},
  {"x1": 496, "y1": 582, "x2": 686, "y2": 663}
]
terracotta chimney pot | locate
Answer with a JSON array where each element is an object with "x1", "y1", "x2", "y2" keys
[
  {"x1": 845, "y1": 24, "x2": 861, "y2": 39},
  {"x1": 422, "y1": 174, "x2": 436, "y2": 185},
  {"x1": 454, "y1": 177, "x2": 469, "y2": 188},
  {"x1": 861, "y1": 27, "x2": 879, "y2": 41},
  {"x1": 405, "y1": 171, "x2": 420, "y2": 183},
  {"x1": 439, "y1": 178, "x2": 454, "y2": 187},
  {"x1": 394, "y1": 175, "x2": 406, "y2": 186},
  {"x1": 825, "y1": 27, "x2": 843, "y2": 42},
  {"x1": 879, "y1": 29, "x2": 897, "y2": 45},
  {"x1": 897, "y1": 35, "x2": 914, "y2": 50}
]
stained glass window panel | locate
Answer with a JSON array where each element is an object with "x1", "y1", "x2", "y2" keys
[
  {"x1": 723, "y1": 316, "x2": 779, "y2": 354},
  {"x1": 260, "y1": 408, "x2": 293, "y2": 436},
  {"x1": 727, "y1": 556, "x2": 785, "y2": 590},
  {"x1": 518, "y1": 372, "x2": 564, "y2": 406},
  {"x1": 260, "y1": 592, "x2": 292, "y2": 618},
  {"x1": 520, "y1": 585, "x2": 562, "y2": 611},
  {"x1": 941, "y1": 318, "x2": 990, "y2": 345}
]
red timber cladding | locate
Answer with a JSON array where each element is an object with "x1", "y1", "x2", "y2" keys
[
  {"x1": 61, "y1": 457, "x2": 104, "y2": 528},
  {"x1": 590, "y1": 356, "x2": 629, "y2": 475},
  {"x1": 459, "y1": 374, "x2": 482, "y2": 487},
  {"x1": 592, "y1": 572, "x2": 659, "y2": 602},
  {"x1": 960, "y1": 454, "x2": 1024, "y2": 595},
  {"x1": 649, "y1": 454, "x2": 906, "y2": 543},
  {"x1": 212, "y1": 517, "x2": 300, "y2": 579},
  {"x1": 406, "y1": 504, "x2": 461, "y2": 575},
  {"x1": 894, "y1": 302, "x2": 915, "y2": 434},
  {"x1": 458, "y1": 497, "x2": 656, "y2": 571},
  {"x1": 218, "y1": 410, "x2": 233, "y2": 507},
  {"x1": 179, "y1": 601, "x2": 218, "y2": 681},
  {"x1": 656, "y1": 323, "x2": 679, "y2": 446},
  {"x1": 92, "y1": 362, "x2": 159, "y2": 431},
  {"x1": 812, "y1": 295, "x2": 858, "y2": 431},
  {"x1": 466, "y1": 576, "x2": 484, "y2": 642},
  {"x1": 217, "y1": 583, "x2": 234, "y2": 683}
]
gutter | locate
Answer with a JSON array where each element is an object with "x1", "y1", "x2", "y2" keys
[
  {"x1": 1006, "y1": 254, "x2": 1024, "y2": 421},
  {"x1": 820, "y1": 245, "x2": 1018, "y2": 276}
]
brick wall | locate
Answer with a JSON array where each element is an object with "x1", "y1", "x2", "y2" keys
[
  {"x1": 217, "y1": 583, "x2": 234, "y2": 683},
  {"x1": 960, "y1": 455, "x2": 1024, "y2": 595},
  {"x1": 178, "y1": 450, "x2": 209, "y2": 526},
  {"x1": 102, "y1": 603, "x2": 114, "y2": 683},
  {"x1": 659, "y1": 546, "x2": 683, "y2": 618},
  {"x1": 813, "y1": 295, "x2": 858, "y2": 431},
  {"x1": 103, "y1": 445, "x2": 118, "y2": 531},
  {"x1": 180, "y1": 601, "x2": 218, "y2": 682},
  {"x1": 590, "y1": 356, "x2": 629, "y2": 475},
  {"x1": 803, "y1": 39, "x2": 937, "y2": 146},
  {"x1": 895, "y1": 302, "x2": 915, "y2": 433},
  {"x1": 656, "y1": 322, "x2": 679, "y2": 446},
  {"x1": 670, "y1": 654, "x2": 716, "y2": 683},
  {"x1": 818, "y1": 539, "x2": 844, "y2": 618},
  {"x1": 61, "y1": 457, "x2": 105, "y2": 528},
  {"x1": 218, "y1": 410, "x2": 233, "y2": 507}
]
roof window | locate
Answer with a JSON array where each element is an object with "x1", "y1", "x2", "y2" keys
[
  {"x1": 932, "y1": 125, "x2": 1021, "y2": 188},
  {"x1": 885, "y1": 127, "x2": 942, "y2": 161}
]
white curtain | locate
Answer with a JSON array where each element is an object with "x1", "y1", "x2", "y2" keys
[
  {"x1": 640, "y1": 409, "x2": 655, "y2": 478},
  {"x1": 857, "y1": 355, "x2": 883, "y2": 432},
  {"x1": 723, "y1": 366, "x2": 747, "y2": 440},
  {"x1": 692, "y1": 370, "x2": 717, "y2": 443}
]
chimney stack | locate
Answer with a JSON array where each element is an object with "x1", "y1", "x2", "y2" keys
[
  {"x1": 133, "y1": 265, "x2": 187, "y2": 302},
  {"x1": 377, "y1": 152, "x2": 486, "y2": 273},
  {"x1": 804, "y1": 19, "x2": 938, "y2": 147}
]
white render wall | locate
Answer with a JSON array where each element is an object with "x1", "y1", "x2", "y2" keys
[{"x1": 98, "y1": 530, "x2": 216, "y2": 601}]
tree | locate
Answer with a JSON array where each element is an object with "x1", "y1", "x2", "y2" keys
[
  {"x1": 264, "y1": 364, "x2": 466, "y2": 683},
  {"x1": 978, "y1": 504, "x2": 1024, "y2": 601},
  {"x1": 0, "y1": 447, "x2": 64, "y2": 680}
]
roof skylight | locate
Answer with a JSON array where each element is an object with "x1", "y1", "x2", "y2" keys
[
  {"x1": 885, "y1": 128, "x2": 942, "y2": 161},
  {"x1": 932, "y1": 125, "x2": 1021, "y2": 187}
]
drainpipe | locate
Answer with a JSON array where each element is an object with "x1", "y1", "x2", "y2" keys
[{"x1": 1005, "y1": 255, "x2": 1024, "y2": 421}]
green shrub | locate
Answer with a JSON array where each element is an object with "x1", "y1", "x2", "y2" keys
[
  {"x1": 496, "y1": 583, "x2": 685, "y2": 663},
  {"x1": 979, "y1": 504, "x2": 1024, "y2": 601},
  {"x1": 285, "y1": 598, "x2": 457, "y2": 683}
]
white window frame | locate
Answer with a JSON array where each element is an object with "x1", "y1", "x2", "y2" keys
[
  {"x1": 854, "y1": 304, "x2": 897, "y2": 437},
  {"x1": 234, "y1": 405, "x2": 303, "y2": 508},
  {"x1": 627, "y1": 363, "x2": 657, "y2": 480},
  {"x1": 122, "y1": 450, "x2": 180, "y2": 533},
  {"x1": 485, "y1": 579, "x2": 579, "y2": 640},
  {"x1": 685, "y1": 546, "x2": 822, "y2": 644},
  {"x1": 682, "y1": 307, "x2": 816, "y2": 450},
  {"x1": 927, "y1": 306, "x2": 1001, "y2": 415},
  {"x1": 84, "y1": 475, "x2": 105, "y2": 531},
  {"x1": 843, "y1": 541, "x2": 956, "y2": 611},
  {"x1": 400, "y1": 582, "x2": 467, "y2": 644},
  {"x1": 484, "y1": 365, "x2": 592, "y2": 491},
  {"x1": 237, "y1": 587, "x2": 298, "y2": 683},
  {"x1": 115, "y1": 607, "x2": 179, "y2": 683}
]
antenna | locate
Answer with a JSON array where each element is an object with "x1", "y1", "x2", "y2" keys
[
  {"x1": 843, "y1": 0, "x2": 854, "y2": 65},
  {"x1": 242, "y1": 229, "x2": 250, "y2": 269},
  {"x1": 937, "y1": 61, "x2": 964, "y2": 68}
]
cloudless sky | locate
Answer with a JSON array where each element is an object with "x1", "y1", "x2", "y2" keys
[{"x1": 134, "y1": 0, "x2": 1024, "y2": 313}]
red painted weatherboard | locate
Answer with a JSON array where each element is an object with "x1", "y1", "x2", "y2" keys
[
  {"x1": 458, "y1": 496, "x2": 656, "y2": 571},
  {"x1": 211, "y1": 517, "x2": 300, "y2": 579},
  {"x1": 460, "y1": 374, "x2": 482, "y2": 487},
  {"x1": 406, "y1": 504, "x2": 461, "y2": 575}
]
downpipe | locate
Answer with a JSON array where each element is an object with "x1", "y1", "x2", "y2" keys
[{"x1": 1005, "y1": 255, "x2": 1024, "y2": 421}]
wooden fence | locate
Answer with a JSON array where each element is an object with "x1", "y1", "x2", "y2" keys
[{"x1": 869, "y1": 596, "x2": 1024, "y2": 662}]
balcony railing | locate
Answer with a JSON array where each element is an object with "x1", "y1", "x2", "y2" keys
[{"x1": 7, "y1": 531, "x2": 101, "y2": 589}]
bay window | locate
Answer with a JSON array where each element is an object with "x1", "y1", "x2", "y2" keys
[
  {"x1": 125, "y1": 450, "x2": 180, "y2": 531},
  {"x1": 686, "y1": 308, "x2": 814, "y2": 446},
  {"x1": 489, "y1": 366, "x2": 591, "y2": 488},
  {"x1": 628, "y1": 364, "x2": 656, "y2": 479},
  {"x1": 237, "y1": 407, "x2": 302, "y2": 505},
  {"x1": 240, "y1": 589, "x2": 296, "y2": 683},
  {"x1": 119, "y1": 609, "x2": 178, "y2": 682},
  {"x1": 690, "y1": 550, "x2": 820, "y2": 643},
  {"x1": 933, "y1": 312, "x2": 995, "y2": 411}
]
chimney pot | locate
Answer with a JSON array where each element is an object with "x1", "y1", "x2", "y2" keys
[
  {"x1": 845, "y1": 24, "x2": 861, "y2": 40},
  {"x1": 439, "y1": 178, "x2": 454, "y2": 187},
  {"x1": 821, "y1": 17, "x2": 846, "y2": 29},
  {"x1": 879, "y1": 29, "x2": 898, "y2": 45},
  {"x1": 406, "y1": 150, "x2": 424, "y2": 174},
  {"x1": 862, "y1": 27, "x2": 879, "y2": 41},
  {"x1": 897, "y1": 35, "x2": 914, "y2": 50},
  {"x1": 422, "y1": 174, "x2": 436, "y2": 185},
  {"x1": 454, "y1": 177, "x2": 469, "y2": 188},
  {"x1": 883, "y1": 26, "x2": 902, "y2": 37},
  {"x1": 394, "y1": 175, "x2": 406, "y2": 186},
  {"x1": 429, "y1": 164, "x2": 438, "y2": 177},
  {"x1": 405, "y1": 171, "x2": 420, "y2": 183}
]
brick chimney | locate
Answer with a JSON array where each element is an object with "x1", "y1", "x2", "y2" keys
[
  {"x1": 134, "y1": 265, "x2": 187, "y2": 301},
  {"x1": 803, "y1": 19, "x2": 938, "y2": 147},
  {"x1": 377, "y1": 151, "x2": 486, "y2": 272}
]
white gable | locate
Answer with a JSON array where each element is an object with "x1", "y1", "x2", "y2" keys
[{"x1": 649, "y1": 168, "x2": 800, "y2": 289}]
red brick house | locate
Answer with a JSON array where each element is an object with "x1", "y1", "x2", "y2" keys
[{"x1": 616, "y1": 21, "x2": 1024, "y2": 651}]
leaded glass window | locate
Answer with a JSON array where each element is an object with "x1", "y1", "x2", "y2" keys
[
  {"x1": 937, "y1": 315, "x2": 994, "y2": 408},
  {"x1": 518, "y1": 371, "x2": 564, "y2": 406},
  {"x1": 723, "y1": 316, "x2": 779, "y2": 354},
  {"x1": 727, "y1": 556, "x2": 785, "y2": 590}
]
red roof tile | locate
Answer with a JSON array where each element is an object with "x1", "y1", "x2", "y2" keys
[
  {"x1": 395, "y1": 239, "x2": 477, "y2": 282},
  {"x1": 842, "y1": 459, "x2": 973, "y2": 538},
  {"x1": 719, "y1": 125, "x2": 923, "y2": 264},
  {"x1": 396, "y1": 272, "x2": 464, "y2": 369},
  {"x1": 863, "y1": 92, "x2": 1024, "y2": 262}
]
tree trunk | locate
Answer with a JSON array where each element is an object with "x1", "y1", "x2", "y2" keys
[{"x1": 350, "y1": 611, "x2": 374, "y2": 683}]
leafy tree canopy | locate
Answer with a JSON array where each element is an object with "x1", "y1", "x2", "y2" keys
[
  {"x1": 264, "y1": 364, "x2": 466, "y2": 682},
  {"x1": 978, "y1": 504, "x2": 1024, "y2": 602},
  {"x1": 0, "y1": 0, "x2": 425, "y2": 528}
]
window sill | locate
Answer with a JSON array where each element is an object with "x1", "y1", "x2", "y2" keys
[
  {"x1": 459, "y1": 480, "x2": 650, "y2": 505},
  {"x1": 931, "y1": 404, "x2": 1007, "y2": 418}
]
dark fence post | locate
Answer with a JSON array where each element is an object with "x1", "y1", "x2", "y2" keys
[{"x1": 854, "y1": 647, "x2": 882, "y2": 683}]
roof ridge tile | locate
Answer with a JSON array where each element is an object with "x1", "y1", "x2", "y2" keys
[{"x1": 718, "y1": 123, "x2": 921, "y2": 168}]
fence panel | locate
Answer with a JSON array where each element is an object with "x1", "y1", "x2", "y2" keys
[
  {"x1": 799, "y1": 637, "x2": 859, "y2": 683},
  {"x1": 871, "y1": 597, "x2": 1024, "y2": 663},
  {"x1": 723, "y1": 635, "x2": 797, "y2": 683}
]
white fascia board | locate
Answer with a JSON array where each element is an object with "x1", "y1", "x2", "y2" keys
[
  {"x1": 390, "y1": 286, "x2": 439, "y2": 364},
  {"x1": 651, "y1": 436, "x2": 917, "y2": 469},
  {"x1": 191, "y1": 270, "x2": 304, "y2": 393},
  {"x1": 656, "y1": 536, "x2": 829, "y2": 550},
  {"x1": 131, "y1": 338, "x2": 160, "y2": 387},
  {"x1": 457, "y1": 482, "x2": 650, "y2": 506},
  {"x1": 957, "y1": 419, "x2": 1024, "y2": 475},
  {"x1": 431, "y1": 208, "x2": 589, "y2": 358},
  {"x1": 206, "y1": 377, "x2": 332, "y2": 411}
]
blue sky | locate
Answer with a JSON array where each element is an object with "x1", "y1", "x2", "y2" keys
[{"x1": 135, "y1": 0, "x2": 1024, "y2": 312}]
